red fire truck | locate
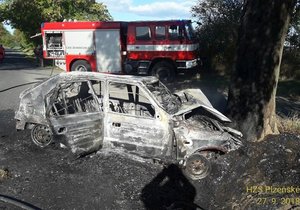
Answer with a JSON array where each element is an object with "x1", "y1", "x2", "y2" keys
[{"x1": 41, "y1": 20, "x2": 199, "y2": 81}]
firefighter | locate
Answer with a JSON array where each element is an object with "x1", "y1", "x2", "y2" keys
[
  {"x1": 0, "y1": 44, "x2": 5, "y2": 63},
  {"x1": 34, "y1": 44, "x2": 44, "y2": 67}
]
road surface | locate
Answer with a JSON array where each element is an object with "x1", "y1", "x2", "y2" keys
[{"x1": 0, "y1": 49, "x2": 62, "y2": 111}]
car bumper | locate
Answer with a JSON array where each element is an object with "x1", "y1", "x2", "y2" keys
[{"x1": 176, "y1": 58, "x2": 201, "y2": 74}]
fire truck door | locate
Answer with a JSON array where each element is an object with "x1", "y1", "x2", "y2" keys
[{"x1": 95, "y1": 30, "x2": 121, "y2": 74}]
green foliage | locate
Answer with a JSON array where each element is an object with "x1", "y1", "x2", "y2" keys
[
  {"x1": 192, "y1": 0, "x2": 243, "y2": 73},
  {"x1": 0, "y1": 0, "x2": 112, "y2": 47},
  {"x1": 38, "y1": 0, "x2": 112, "y2": 22},
  {"x1": 2, "y1": 1, "x2": 44, "y2": 39},
  {"x1": 287, "y1": 1, "x2": 300, "y2": 49},
  {"x1": 13, "y1": 29, "x2": 33, "y2": 49},
  {"x1": 192, "y1": 0, "x2": 300, "y2": 77},
  {"x1": 0, "y1": 23, "x2": 17, "y2": 47},
  {"x1": 0, "y1": 0, "x2": 5, "y2": 22},
  {"x1": 281, "y1": 49, "x2": 300, "y2": 79}
]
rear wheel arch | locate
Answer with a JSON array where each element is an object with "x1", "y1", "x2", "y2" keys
[{"x1": 192, "y1": 146, "x2": 227, "y2": 155}]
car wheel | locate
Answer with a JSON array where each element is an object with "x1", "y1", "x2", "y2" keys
[
  {"x1": 184, "y1": 153, "x2": 211, "y2": 180},
  {"x1": 71, "y1": 60, "x2": 91, "y2": 72},
  {"x1": 31, "y1": 124, "x2": 53, "y2": 148},
  {"x1": 151, "y1": 61, "x2": 175, "y2": 83}
]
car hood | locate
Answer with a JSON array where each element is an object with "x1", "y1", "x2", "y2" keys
[
  {"x1": 173, "y1": 117, "x2": 242, "y2": 158},
  {"x1": 173, "y1": 89, "x2": 231, "y2": 122},
  {"x1": 19, "y1": 87, "x2": 33, "y2": 99}
]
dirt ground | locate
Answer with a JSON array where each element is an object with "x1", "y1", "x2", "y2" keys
[
  {"x1": 1, "y1": 108, "x2": 300, "y2": 210},
  {"x1": 1, "y1": 64, "x2": 300, "y2": 209}
]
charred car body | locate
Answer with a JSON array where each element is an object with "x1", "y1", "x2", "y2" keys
[{"x1": 15, "y1": 72, "x2": 242, "y2": 179}]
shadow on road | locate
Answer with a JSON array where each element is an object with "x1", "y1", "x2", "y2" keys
[
  {"x1": 0, "y1": 49, "x2": 38, "y2": 71},
  {"x1": 0, "y1": 109, "x2": 15, "y2": 136},
  {"x1": 141, "y1": 164, "x2": 203, "y2": 210}
]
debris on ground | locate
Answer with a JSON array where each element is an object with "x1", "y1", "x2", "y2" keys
[
  {"x1": 201, "y1": 133, "x2": 300, "y2": 210},
  {"x1": 0, "y1": 168, "x2": 10, "y2": 181}
]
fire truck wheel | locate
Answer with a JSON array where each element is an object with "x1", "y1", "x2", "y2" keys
[
  {"x1": 71, "y1": 60, "x2": 91, "y2": 72},
  {"x1": 152, "y1": 62, "x2": 175, "y2": 82}
]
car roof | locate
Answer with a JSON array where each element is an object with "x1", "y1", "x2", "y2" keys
[{"x1": 57, "y1": 72, "x2": 159, "y2": 84}]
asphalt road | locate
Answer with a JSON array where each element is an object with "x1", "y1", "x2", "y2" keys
[{"x1": 0, "y1": 49, "x2": 62, "y2": 111}]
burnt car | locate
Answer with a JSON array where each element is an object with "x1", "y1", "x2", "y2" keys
[{"x1": 15, "y1": 72, "x2": 242, "y2": 179}]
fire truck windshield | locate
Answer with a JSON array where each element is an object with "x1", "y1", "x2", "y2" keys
[
  {"x1": 146, "y1": 81, "x2": 181, "y2": 114},
  {"x1": 185, "y1": 22, "x2": 196, "y2": 40}
]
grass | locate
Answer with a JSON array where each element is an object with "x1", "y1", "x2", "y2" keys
[{"x1": 277, "y1": 114, "x2": 300, "y2": 135}]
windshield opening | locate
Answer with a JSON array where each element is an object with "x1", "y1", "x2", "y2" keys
[
  {"x1": 185, "y1": 22, "x2": 196, "y2": 40},
  {"x1": 146, "y1": 81, "x2": 181, "y2": 114}
]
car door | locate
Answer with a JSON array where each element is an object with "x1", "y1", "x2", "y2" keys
[
  {"x1": 105, "y1": 81, "x2": 171, "y2": 158},
  {"x1": 46, "y1": 80, "x2": 104, "y2": 156}
]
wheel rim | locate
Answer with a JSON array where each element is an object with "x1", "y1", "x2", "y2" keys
[
  {"x1": 75, "y1": 65, "x2": 87, "y2": 72},
  {"x1": 31, "y1": 124, "x2": 53, "y2": 147},
  {"x1": 156, "y1": 68, "x2": 170, "y2": 82},
  {"x1": 185, "y1": 154, "x2": 210, "y2": 180},
  {"x1": 188, "y1": 159, "x2": 207, "y2": 175}
]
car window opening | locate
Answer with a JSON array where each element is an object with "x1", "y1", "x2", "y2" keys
[
  {"x1": 109, "y1": 82, "x2": 155, "y2": 117},
  {"x1": 50, "y1": 81, "x2": 101, "y2": 116},
  {"x1": 146, "y1": 81, "x2": 181, "y2": 114}
]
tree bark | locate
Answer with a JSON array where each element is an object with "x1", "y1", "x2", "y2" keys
[{"x1": 226, "y1": 0, "x2": 296, "y2": 141}]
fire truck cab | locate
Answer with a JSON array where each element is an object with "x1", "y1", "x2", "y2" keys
[{"x1": 41, "y1": 20, "x2": 199, "y2": 82}]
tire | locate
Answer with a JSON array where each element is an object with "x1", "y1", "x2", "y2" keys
[
  {"x1": 151, "y1": 61, "x2": 175, "y2": 82},
  {"x1": 184, "y1": 153, "x2": 211, "y2": 180},
  {"x1": 71, "y1": 60, "x2": 91, "y2": 72},
  {"x1": 31, "y1": 124, "x2": 53, "y2": 148}
]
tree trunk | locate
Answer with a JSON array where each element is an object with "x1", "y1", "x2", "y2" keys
[{"x1": 226, "y1": 0, "x2": 296, "y2": 141}]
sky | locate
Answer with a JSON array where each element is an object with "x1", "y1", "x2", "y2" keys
[
  {"x1": 99, "y1": 0, "x2": 197, "y2": 21},
  {"x1": 3, "y1": 0, "x2": 197, "y2": 33}
]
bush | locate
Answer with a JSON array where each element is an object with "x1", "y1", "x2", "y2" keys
[
  {"x1": 277, "y1": 114, "x2": 300, "y2": 135},
  {"x1": 280, "y1": 49, "x2": 300, "y2": 79}
]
